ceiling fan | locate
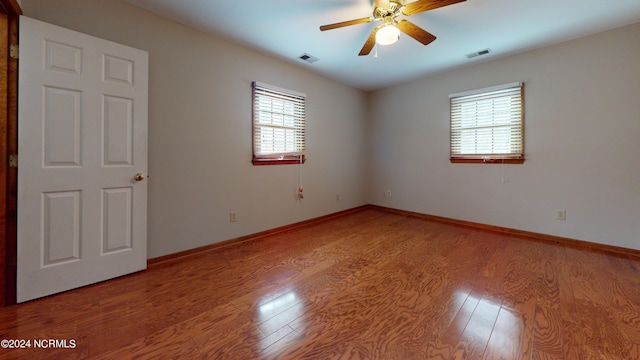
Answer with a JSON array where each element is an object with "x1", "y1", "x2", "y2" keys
[{"x1": 319, "y1": 0, "x2": 466, "y2": 56}]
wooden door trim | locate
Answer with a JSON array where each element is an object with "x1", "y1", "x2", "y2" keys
[
  {"x1": 0, "y1": 0, "x2": 21, "y2": 307},
  {"x1": 0, "y1": 0, "x2": 20, "y2": 15}
]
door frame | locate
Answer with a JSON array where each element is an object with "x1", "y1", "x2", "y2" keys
[{"x1": 0, "y1": 0, "x2": 21, "y2": 307}]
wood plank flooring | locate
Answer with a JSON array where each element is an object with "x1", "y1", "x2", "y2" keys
[{"x1": 1, "y1": 207, "x2": 640, "y2": 359}]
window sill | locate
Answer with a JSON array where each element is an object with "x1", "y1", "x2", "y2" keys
[
  {"x1": 252, "y1": 155, "x2": 306, "y2": 166},
  {"x1": 450, "y1": 157, "x2": 525, "y2": 164}
]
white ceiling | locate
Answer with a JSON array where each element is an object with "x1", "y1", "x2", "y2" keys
[{"x1": 123, "y1": 0, "x2": 640, "y2": 91}]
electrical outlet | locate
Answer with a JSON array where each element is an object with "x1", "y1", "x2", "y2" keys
[
  {"x1": 230, "y1": 211, "x2": 237, "y2": 222},
  {"x1": 556, "y1": 209, "x2": 566, "y2": 221},
  {"x1": 336, "y1": 194, "x2": 340, "y2": 201},
  {"x1": 384, "y1": 190, "x2": 391, "y2": 197}
]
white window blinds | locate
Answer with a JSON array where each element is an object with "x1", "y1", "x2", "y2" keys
[
  {"x1": 252, "y1": 82, "x2": 305, "y2": 157},
  {"x1": 450, "y1": 82, "x2": 524, "y2": 161}
]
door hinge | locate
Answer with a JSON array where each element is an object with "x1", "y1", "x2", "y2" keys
[
  {"x1": 9, "y1": 154, "x2": 18, "y2": 167},
  {"x1": 10, "y1": 44, "x2": 18, "y2": 59}
]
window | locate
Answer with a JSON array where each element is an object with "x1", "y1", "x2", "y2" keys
[
  {"x1": 252, "y1": 81, "x2": 306, "y2": 165},
  {"x1": 450, "y1": 82, "x2": 524, "y2": 164}
]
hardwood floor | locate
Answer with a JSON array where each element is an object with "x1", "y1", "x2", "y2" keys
[{"x1": 1, "y1": 207, "x2": 639, "y2": 359}]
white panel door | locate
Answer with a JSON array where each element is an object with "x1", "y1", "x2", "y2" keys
[{"x1": 17, "y1": 16, "x2": 148, "y2": 302}]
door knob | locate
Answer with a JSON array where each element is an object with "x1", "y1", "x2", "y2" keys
[{"x1": 134, "y1": 173, "x2": 145, "y2": 181}]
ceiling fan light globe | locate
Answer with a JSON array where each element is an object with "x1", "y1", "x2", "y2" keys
[{"x1": 376, "y1": 25, "x2": 400, "y2": 45}]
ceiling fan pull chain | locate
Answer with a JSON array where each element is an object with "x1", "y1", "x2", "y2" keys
[{"x1": 374, "y1": 43, "x2": 379, "y2": 59}]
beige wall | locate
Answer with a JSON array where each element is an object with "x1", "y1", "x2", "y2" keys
[
  {"x1": 368, "y1": 22, "x2": 640, "y2": 249},
  {"x1": 21, "y1": 0, "x2": 369, "y2": 258}
]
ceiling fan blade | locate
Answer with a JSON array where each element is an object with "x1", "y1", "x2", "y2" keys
[
  {"x1": 358, "y1": 28, "x2": 379, "y2": 56},
  {"x1": 397, "y1": 20, "x2": 436, "y2": 45},
  {"x1": 402, "y1": 0, "x2": 466, "y2": 16},
  {"x1": 320, "y1": 17, "x2": 373, "y2": 31}
]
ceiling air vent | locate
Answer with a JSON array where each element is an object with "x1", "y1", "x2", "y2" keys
[
  {"x1": 298, "y1": 53, "x2": 319, "y2": 63},
  {"x1": 466, "y1": 48, "x2": 492, "y2": 59}
]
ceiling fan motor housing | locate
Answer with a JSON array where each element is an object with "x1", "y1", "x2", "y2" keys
[{"x1": 373, "y1": 0, "x2": 404, "y2": 19}]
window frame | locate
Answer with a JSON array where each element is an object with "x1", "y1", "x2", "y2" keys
[
  {"x1": 252, "y1": 81, "x2": 306, "y2": 166},
  {"x1": 449, "y1": 82, "x2": 524, "y2": 164}
]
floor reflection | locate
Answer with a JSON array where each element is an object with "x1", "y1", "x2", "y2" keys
[
  {"x1": 257, "y1": 289, "x2": 306, "y2": 354},
  {"x1": 451, "y1": 290, "x2": 525, "y2": 358},
  {"x1": 259, "y1": 291, "x2": 298, "y2": 315}
]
